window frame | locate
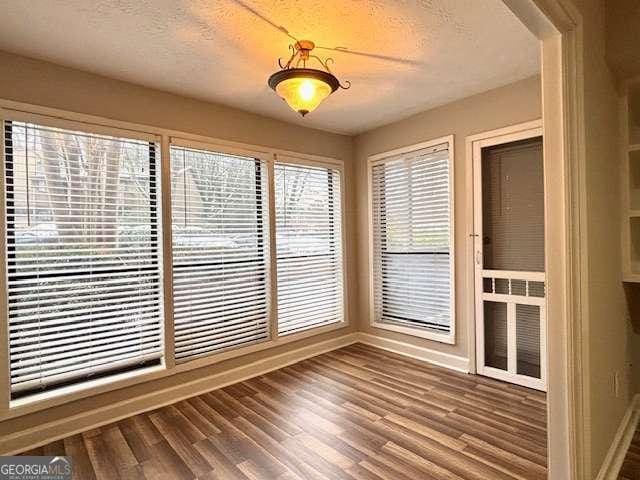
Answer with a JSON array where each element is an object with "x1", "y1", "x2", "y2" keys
[
  {"x1": 168, "y1": 139, "x2": 272, "y2": 361},
  {"x1": 273, "y1": 154, "x2": 348, "y2": 337},
  {"x1": 0, "y1": 101, "x2": 349, "y2": 420},
  {"x1": 3, "y1": 119, "x2": 165, "y2": 401},
  {"x1": 367, "y1": 135, "x2": 456, "y2": 344}
]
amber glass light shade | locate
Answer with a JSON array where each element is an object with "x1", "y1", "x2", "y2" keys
[
  {"x1": 275, "y1": 77, "x2": 332, "y2": 116},
  {"x1": 268, "y1": 68, "x2": 339, "y2": 116}
]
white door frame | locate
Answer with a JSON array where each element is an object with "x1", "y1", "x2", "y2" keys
[
  {"x1": 499, "y1": 2, "x2": 586, "y2": 478},
  {"x1": 468, "y1": 121, "x2": 546, "y2": 391}
]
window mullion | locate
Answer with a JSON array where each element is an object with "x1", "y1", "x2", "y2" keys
[
  {"x1": 160, "y1": 134, "x2": 175, "y2": 370},
  {"x1": 0, "y1": 112, "x2": 10, "y2": 413},
  {"x1": 267, "y1": 154, "x2": 279, "y2": 341}
]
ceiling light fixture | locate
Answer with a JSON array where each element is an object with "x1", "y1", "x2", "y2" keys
[{"x1": 268, "y1": 40, "x2": 351, "y2": 117}]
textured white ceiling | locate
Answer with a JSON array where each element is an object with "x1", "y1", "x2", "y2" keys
[{"x1": 0, "y1": 0, "x2": 539, "y2": 135}]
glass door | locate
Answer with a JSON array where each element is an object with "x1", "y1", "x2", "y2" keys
[{"x1": 474, "y1": 134, "x2": 546, "y2": 391}]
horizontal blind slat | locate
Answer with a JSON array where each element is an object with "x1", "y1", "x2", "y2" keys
[
  {"x1": 5, "y1": 120, "x2": 163, "y2": 398},
  {"x1": 371, "y1": 147, "x2": 453, "y2": 334},
  {"x1": 275, "y1": 162, "x2": 343, "y2": 335},
  {"x1": 171, "y1": 145, "x2": 270, "y2": 362}
]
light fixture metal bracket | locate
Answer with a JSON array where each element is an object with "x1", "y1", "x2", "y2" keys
[{"x1": 276, "y1": 40, "x2": 351, "y2": 90}]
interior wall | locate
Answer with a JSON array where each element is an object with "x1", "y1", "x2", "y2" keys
[
  {"x1": 605, "y1": 0, "x2": 640, "y2": 82},
  {"x1": 0, "y1": 51, "x2": 355, "y2": 160},
  {"x1": 629, "y1": 317, "x2": 640, "y2": 394},
  {"x1": 571, "y1": 0, "x2": 636, "y2": 476},
  {"x1": 353, "y1": 75, "x2": 542, "y2": 361},
  {"x1": 625, "y1": 135, "x2": 640, "y2": 397},
  {"x1": 623, "y1": 133, "x2": 640, "y2": 391},
  {"x1": 0, "y1": 50, "x2": 358, "y2": 445},
  {"x1": 3, "y1": 30, "x2": 631, "y2": 477}
]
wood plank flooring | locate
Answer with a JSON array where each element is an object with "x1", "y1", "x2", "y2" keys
[
  {"x1": 23, "y1": 343, "x2": 547, "y2": 480},
  {"x1": 619, "y1": 423, "x2": 640, "y2": 480}
]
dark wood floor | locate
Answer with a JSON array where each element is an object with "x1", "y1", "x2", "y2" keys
[
  {"x1": 23, "y1": 343, "x2": 547, "y2": 480},
  {"x1": 619, "y1": 423, "x2": 640, "y2": 480}
]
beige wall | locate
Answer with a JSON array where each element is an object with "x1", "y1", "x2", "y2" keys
[
  {"x1": 352, "y1": 75, "x2": 542, "y2": 360},
  {"x1": 0, "y1": 50, "x2": 358, "y2": 444},
  {"x1": 629, "y1": 318, "x2": 640, "y2": 394},
  {"x1": 1, "y1": 14, "x2": 634, "y2": 475},
  {"x1": 0, "y1": 50, "x2": 544, "y2": 450},
  {"x1": 572, "y1": 0, "x2": 637, "y2": 475},
  {"x1": 605, "y1": 0, "x2": 640, "y2": 82},
  {"x1": 605, "y1": 0, "x2": 640, "y2": 394},
  {"x1": 0, "y1": 51, "x2": 354, "y2": 161}
]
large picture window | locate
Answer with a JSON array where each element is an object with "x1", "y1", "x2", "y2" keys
[
  {"x1": 0, "y1": 108, "x2": 348, "y2": 408},
  {"x1": 4, "y1": 120, "x2": 163, "y2": 399},
  {"x1": 170, "y1": 145, "x2": 269, "y2": 361},
  {"x1": 370, "y1": 140, "x2": 454, "y2": 339},
  {"x1": 275, "y1": 161, "x2": 344, "y2": 335}
]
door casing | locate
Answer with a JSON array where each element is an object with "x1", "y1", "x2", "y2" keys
[{"x1": 469, "y1": 123, "x2": 546, "y2": 391}]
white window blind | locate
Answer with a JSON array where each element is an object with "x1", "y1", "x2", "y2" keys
[
  {"x1": 4, "y1": 121, "x2": 163, "y2": 399},
  {"x1": 171, "y1": 145, "x2": 270, "y2": 361},
  {"x1": 371, "y1": 144, "x2": 453, "y2": 334},
  {"x1": 275, "y1": 162, "x2": 343, "y2": 335},
  {"x1": 482, "y1": 138, "x2": 545, "y2": 272}
]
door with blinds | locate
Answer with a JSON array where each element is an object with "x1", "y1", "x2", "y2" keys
[{"x1": 473, "y1": 131, "x2": 546, "y2": 391}]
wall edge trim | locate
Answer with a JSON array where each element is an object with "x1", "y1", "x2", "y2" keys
[
  {"x1": 0, "y1": 332, "x2": 359, "y2": 455},
  {"x1": 596, "y1": 393, "x2": 640, "y2": 480},
  {"x1": 355, "y1": 332, "x2": 470, "y2": 373},
  {"x1": 4, "y1": 331, "x2": 476, "y2": 455}
]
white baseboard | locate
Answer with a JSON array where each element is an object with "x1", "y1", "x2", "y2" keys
[
  {"x1": 596, "y1": 393, "x2": 640, "y2": 480},
  {"x1": 3, "y1": 331, "x2": 472, "y2": 455},
  {"x1": 1, "y1": 332, "x2": 359, "y2": 455},
  {"x1": 355, "y1": 332, "x2": 469, "y2": 373}
]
